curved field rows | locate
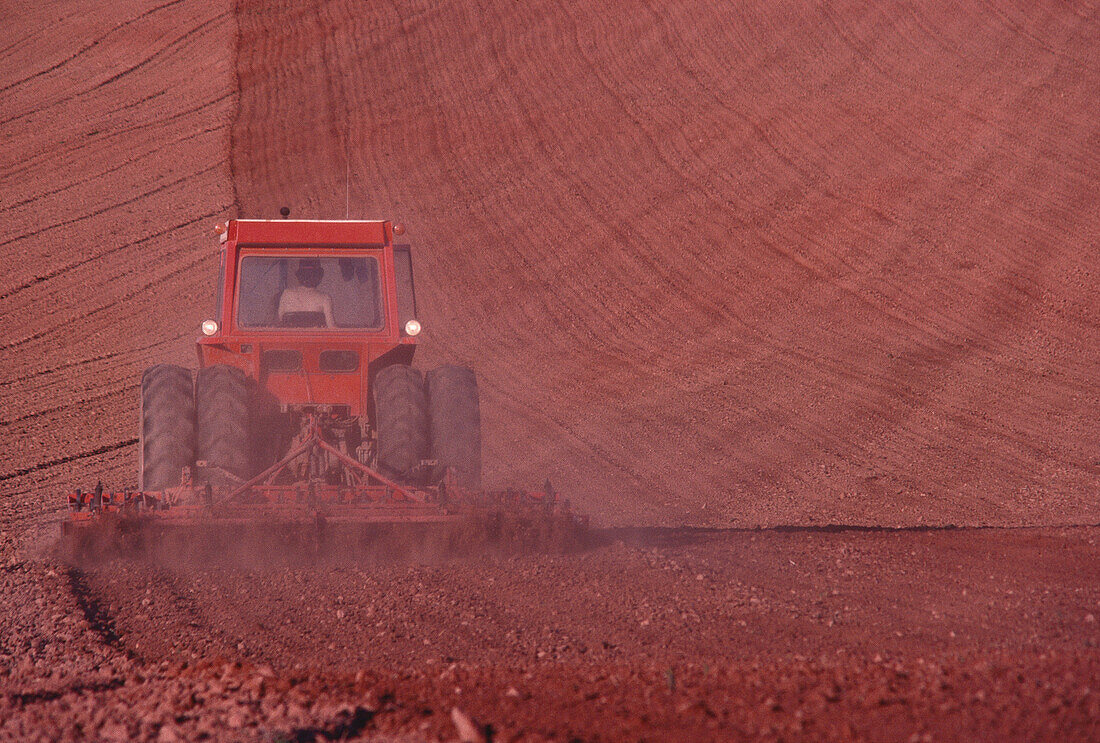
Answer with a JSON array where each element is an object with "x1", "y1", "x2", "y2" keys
[
  {"x1": 0, "y1": 0, "x2": 236, "y2": 538},
  {"x1": 0, "y1": 1, "x2": 1095, "y2": 532},
  {"x1": 1, "y1": 3, "x2": 1099, "y2": 740},
  {"x1": 233, "y1": 0, "x2": 1099, "y2": 526}
]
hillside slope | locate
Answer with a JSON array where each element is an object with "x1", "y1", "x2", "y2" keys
[
  {"x1": 1, "y1": 1, "x2": 1095, "y2": 531},
  {"x1": 0, "y1": 0, "x2": 236, "y2": 537},
  {"x1": 233, "y1": 0, "x2": 1099, "y2": 526}
]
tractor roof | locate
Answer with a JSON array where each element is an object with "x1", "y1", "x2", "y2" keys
[{"x1": 226, "y1": 219, "x2": 392, "y2": 247}]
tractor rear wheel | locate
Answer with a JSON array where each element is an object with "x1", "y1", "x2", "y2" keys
[
  {"x1": 140, "y1": 364, "x2": 195, "y2": 491},
  {"x1": 195, "y1": 364, "x2": 251, "y2": 488},
  {"x1": 373, "y1": 364, "x2": 429, "y2": 484},
  {"x1": 427, "y1": 365, "x2": 481, "y2": 489}
]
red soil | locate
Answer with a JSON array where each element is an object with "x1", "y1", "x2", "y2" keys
[
  {"x1": 232, "y1": 0, "x2": 1100, "y2": 528},
  {"x1": 1, "y1": 0, "x2": 1098, "y2": 740}
]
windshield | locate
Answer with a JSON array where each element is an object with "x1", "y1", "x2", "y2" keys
[{"x1": 237, "y1": 255, "x2": 384, "y2": 329}]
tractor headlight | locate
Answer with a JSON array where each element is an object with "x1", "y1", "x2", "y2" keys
[
  {"x1": 201, "y1": 319, "x2": 219, "y2": 336},
  {"x1": 404, "y1": 319, "x2": 422, "y2": 336}
]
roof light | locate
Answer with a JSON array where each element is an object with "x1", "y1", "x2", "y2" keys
[{"x1": 393, "y1": 222, "x2": 406, "y2": 236}]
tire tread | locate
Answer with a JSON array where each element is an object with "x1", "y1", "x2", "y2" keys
[
  {"x1": 195, "y1": 364, "x2": 251, "y2": 487},
  {"x1": 374, "y1": 364, "x2": 429, "y2": 483},
  {"x1": 140, "y1": 364, "x2": 195, "y2": 490},
  {"x1": 427, "y1": 365, "x2": 481, "y2": 489}
]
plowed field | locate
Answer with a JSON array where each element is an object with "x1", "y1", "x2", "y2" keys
[{"x1": 1, "y1": 1, "x2": 1097, "y2": 740}]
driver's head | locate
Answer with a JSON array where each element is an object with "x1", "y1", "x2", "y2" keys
[{"x1": 296, "y1": 259, "x2": 323, "y2": 288}]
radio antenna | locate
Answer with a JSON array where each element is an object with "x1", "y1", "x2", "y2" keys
[{"x1": 344, "y1": 124, "x2": 350, "y2": 220}]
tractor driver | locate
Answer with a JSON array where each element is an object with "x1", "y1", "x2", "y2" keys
[{"x1": 278, "y1": 258, "x2": 336, "y2": 327}]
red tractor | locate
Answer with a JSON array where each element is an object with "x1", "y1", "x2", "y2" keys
[
  {"x1": 66, "y1": 217, "x2": 573, "y2": 543},
  {"x1": 146, "y1": 216, "x2": 478, "y2": 495}
]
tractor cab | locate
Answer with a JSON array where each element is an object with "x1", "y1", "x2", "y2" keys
[{"x1": 196, "y1": 219, "x2": 420, "y2": 418}]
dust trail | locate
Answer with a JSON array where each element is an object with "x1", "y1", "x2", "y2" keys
[{"x1": 56, "y1": 510, "x2": 589, "y2": 571}]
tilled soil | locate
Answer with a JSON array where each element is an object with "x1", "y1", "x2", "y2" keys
[
  {"x1": 232, "y1": 0, "x2": 1100, "y2": 527},
  {"x1": 3, "y1": 527, "x2": 1098, "y2": 741},
  {"x1": 2, "y1": 0, "x2": 1099, "y2": 740},
  {"x1": 3, "y1": 0, "x2": 1098, "y2": 532}
]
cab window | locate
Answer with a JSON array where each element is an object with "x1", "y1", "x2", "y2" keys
[{"x1": 237, "y1": 255, "x2": 383, "y2": 329}]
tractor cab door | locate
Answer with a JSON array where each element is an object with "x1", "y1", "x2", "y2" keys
[{"x1": 394, "y1": 245, "x2": 418, "y2": 334}]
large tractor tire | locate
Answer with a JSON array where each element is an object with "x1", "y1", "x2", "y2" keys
[
  {"x1": 195, "y1": 364, "x2": 251, "y2": 488},
  {"x1": 427, "y1": 365, "x2": 481, "y2": 489},
  {"x1": 373, "y1": 364, "x2": 429, "y2": 484},
  {"x1": 140, "y1": 364, "x2": 195, "y2": 491}
]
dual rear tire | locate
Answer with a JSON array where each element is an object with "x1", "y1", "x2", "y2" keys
[
  {"x1": 373, "y1": 364, "x2": 481, "y2": 489},
  {"x1": 140, "y1": 364, "x2": 250, "y2": 490},
  {"x1": 139, "y1": 364, "x2": 195, "y2": 491},
  {"x1": 195, "y1": 365, "x2": 250, "y2": 488}
]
